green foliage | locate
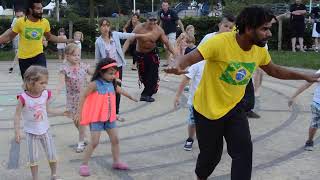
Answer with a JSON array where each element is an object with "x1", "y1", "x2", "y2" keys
[
  {"x1": 181, "y1": 16, "x2": 313, "y2": 50},
  {"x1": 181, "y1": 16, "x2": 221, "y2": 44},
  {"x1": 0, "y1": 18, "x2": 11, "y2": 34},
  {"x1": 0, "y1": 16, "x2": 314, "y2": 53}
]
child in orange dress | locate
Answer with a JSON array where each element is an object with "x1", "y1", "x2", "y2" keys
[{"x1": 77, "y1": 58, "x2": 138, "y2": 176}]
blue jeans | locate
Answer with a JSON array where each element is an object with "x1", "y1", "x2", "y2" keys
[{"x1": 89, "y1": 121, "x2": 116, "y2": 131}]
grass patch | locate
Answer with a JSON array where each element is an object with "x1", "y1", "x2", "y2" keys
[{"x1": 270, "y1": 51, "x2": 320, "y2": 70}]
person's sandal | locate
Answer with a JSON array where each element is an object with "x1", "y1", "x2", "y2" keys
[
  {"x1": 51, "y1": 175, "x2": 63, "y2": 180},
  {"x1": 112, "y1": 162, "x2": 129, "y2": 170},
  {"x1": 79, "y1": 165, "x2": 90, "y2": 176},
  {"x1": 116, "y1": 115, "x2": 125, "y2": 122}
]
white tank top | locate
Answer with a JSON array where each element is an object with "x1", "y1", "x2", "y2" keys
[{"x1": 19, "y1": 90, "x2": 51, "y2": 135}]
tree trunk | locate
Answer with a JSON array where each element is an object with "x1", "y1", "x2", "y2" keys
[
  {"x1": 89, "y1": 0, "x2": 94, "y2": 24},
  {"x1": 56, "y1": 0, "x2": 60, "y2": 22},
  {"x1": 69, "y1": 21, "x2": 73, "y2": 39},
  {"x1": 278, "y1": 20, "x2": 283, "y2": 51}
]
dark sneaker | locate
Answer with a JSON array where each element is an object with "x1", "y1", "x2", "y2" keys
[
  {"x1": 184, "y1": 138, "x2": 194, "y2": 151},
  {"x1": 8, "y1": 67, "x2": 13, "y2": 73},
  {"x1": 162, "y1": 64, "x2": 169, "y2": 67},
  {"x1": 184, "y1": 86, "x2": 189, "y2": 92},
  {"x1": 140, "y1": 96, "x2": 155, "y2": 102},
  {"x1": 304, "y1": 140, "x2": 314, "y2": 151},
  {"x1": 246, "y1": 110, "x2": 260, "y2": 118}
]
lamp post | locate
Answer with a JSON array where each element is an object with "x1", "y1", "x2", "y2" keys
[
  {"x1": 56, "y1": 0, "x2": 60, "y2": 22},
  {"x1": 310, "y1": 0, "x2": 313, "y2": 13},
  {"x1": 152, "y1": 0, "x2": 154, "y2": 12},
  {"x1": 133, "y1": 0, "x2": 136, "y2": 13}
]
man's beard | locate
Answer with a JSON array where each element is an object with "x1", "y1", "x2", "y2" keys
[
  {"x1": 253, "y1": 32, "x2": 269, "y2": 47},
  {"x1": 32, "y1": 12, "x2": 42, "y2": 19}
]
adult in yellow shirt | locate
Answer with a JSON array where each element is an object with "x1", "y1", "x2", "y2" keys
[
  {"x1": 165, "y1": 6, "x2": 320, "y2": 180},
  {"x1": 0, "y1": 0, "x2": 72, "y2": 79}
]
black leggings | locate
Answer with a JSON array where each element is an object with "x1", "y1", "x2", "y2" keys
[
  {"x1": 241, "y1": 79, "x2": 255, "y2": 112},
  {"x1": 116, "y1": 66, "x2": 123, "y2": 114}
]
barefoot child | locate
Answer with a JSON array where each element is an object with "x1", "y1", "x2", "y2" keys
[
  {"x1": 56, "y1": 43, "x2": 93, "y2": 153},
  {"x1": 14, "y1": 66, "x2": 67, "y2": 180},
  {"x1": 78, "y1": 58, "x2": 138, "y2": 176}
]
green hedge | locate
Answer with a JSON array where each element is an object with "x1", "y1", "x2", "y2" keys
[
  {"x1": 181, "y1": 17, "x2": 313, "y2": 50},
  {"x1": 0, "y1": 17, "x2": 314, "y2": 52}
]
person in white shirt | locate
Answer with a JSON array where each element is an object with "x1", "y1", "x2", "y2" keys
[{"x1": 56, "y1": 28, "x2": 67, "y2": 62}]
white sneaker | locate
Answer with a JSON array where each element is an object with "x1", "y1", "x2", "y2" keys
[{"x1": 76, "y1": 142, "x2": 85, "y2": 153}]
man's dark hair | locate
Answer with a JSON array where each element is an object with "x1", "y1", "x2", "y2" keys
[
  {"x1": 162, "y1": 0, "x2": 169, "y2": 4},
  {"x1": 26, "y1": 0, "x2": 42, "y2": 15},
  {"x1": 236, "y1": 6, "x2": 276, "y2": 34}
]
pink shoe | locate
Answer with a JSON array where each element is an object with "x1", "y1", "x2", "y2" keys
[
  {"x1": 79, "y1": 165, "x2": 90, "y2": 176},
  {"x1": 112, "y1": 162, "x2": 129, "y2": 170}
]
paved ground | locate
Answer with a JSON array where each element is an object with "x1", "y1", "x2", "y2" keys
[{"x1": 0, "y1": 60, "x2": 319, "y2": 180}]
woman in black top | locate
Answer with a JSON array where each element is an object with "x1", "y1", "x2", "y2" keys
[
  {"x1": 123, "y1": 13, "x2": 141, "y2": 70},
  {"x1": 289, "y1": 0, "x2": 307, "y2": 52}
]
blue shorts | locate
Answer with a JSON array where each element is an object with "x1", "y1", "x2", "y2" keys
[
  {"x1": 187, "y1": 105, "x2": 195, "y2": 125},
  {"x1": 89, "y1": 121, "x2": 116, "y2": 131},
  {"x1": 311, "y1": 102, "x2": 320, "y2": 129}
]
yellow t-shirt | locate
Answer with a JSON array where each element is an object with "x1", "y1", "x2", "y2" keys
[
  {"x1": 12, "y1": 17, "x2": 50, "y2": 59},
  {"x1": 194, "y1": 32, "x2": 271, "y2": 120}
]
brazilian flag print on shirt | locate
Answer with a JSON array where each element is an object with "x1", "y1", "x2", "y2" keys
[
  {"x1": 220, "y1": 62, "x2": 256, "y2": 85},
  {"x1": 25, "y1": 28, "x2": 43, "y2": 40},
  {"x1": 12, "y1": 17, "x2": 51, "y2": 59},
  {"x1": 194, "y1": 32, "x2": 271, "y2": 120}
]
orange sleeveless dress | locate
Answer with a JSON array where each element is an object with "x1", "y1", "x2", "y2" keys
[{"x1": 80, "y1": 79, "x2": 117, "y2": 125}]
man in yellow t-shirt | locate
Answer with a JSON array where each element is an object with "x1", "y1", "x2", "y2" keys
[
  {"x1": 0, "y1": 0, "x2": 72, "y2": 79},
  {"x1": 165, "y1": 6, "x2": 320, "y2": 180}
]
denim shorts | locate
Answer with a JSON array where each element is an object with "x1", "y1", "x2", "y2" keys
[
  {"x1": 187, "y1": 105, "x2": 195, "y2": 125},
  {"x1": 89, "y1": 121, "x2": 116, "y2": 131},
  {"x1": 311, "y1": 103, "x2": 320, "y2": 129}
]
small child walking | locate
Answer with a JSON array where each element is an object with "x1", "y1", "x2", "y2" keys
[
  {"x1": 289, "y1": 71, "x2": 320, "y2": 151},
  {"x1": 56, "y1": 43, "x2": 93, "y2": 153},
  {"x1": 78, "y1": 58, "x2": 138, "y2": 176},
  {"x1": 14, "y1": 66, "x2": 67, "y2": 180},
  {"x1": 73, "y1": 31, "x2": 83, "y2": 58},
  {"x1": 56, "y1": 28, "x2": 67, "y2": 62}
]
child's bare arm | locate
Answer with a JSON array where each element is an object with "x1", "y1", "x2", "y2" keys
[
  {"x1": 14, "y1": 100, "x2": 23, "y2": 143},
  {"x1": 46, "y1": 101, "x2": 68, "y2": 116},
  {"x1": 174, "y1": 75, "x2": 190, "y2": 109},
  {"x1": 288, "y1": 82, "x2": 313, "y2": 107},
  {"x1": 87, "y1": 67, "x2": 95, "y2": 75},
  {"x1": 116, "y1": 86, "x2": 138, "y2": 102}
]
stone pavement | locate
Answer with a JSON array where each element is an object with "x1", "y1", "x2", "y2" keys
[{"x1": 0, "y1": 60, "x2": 319, "y2": 180}]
